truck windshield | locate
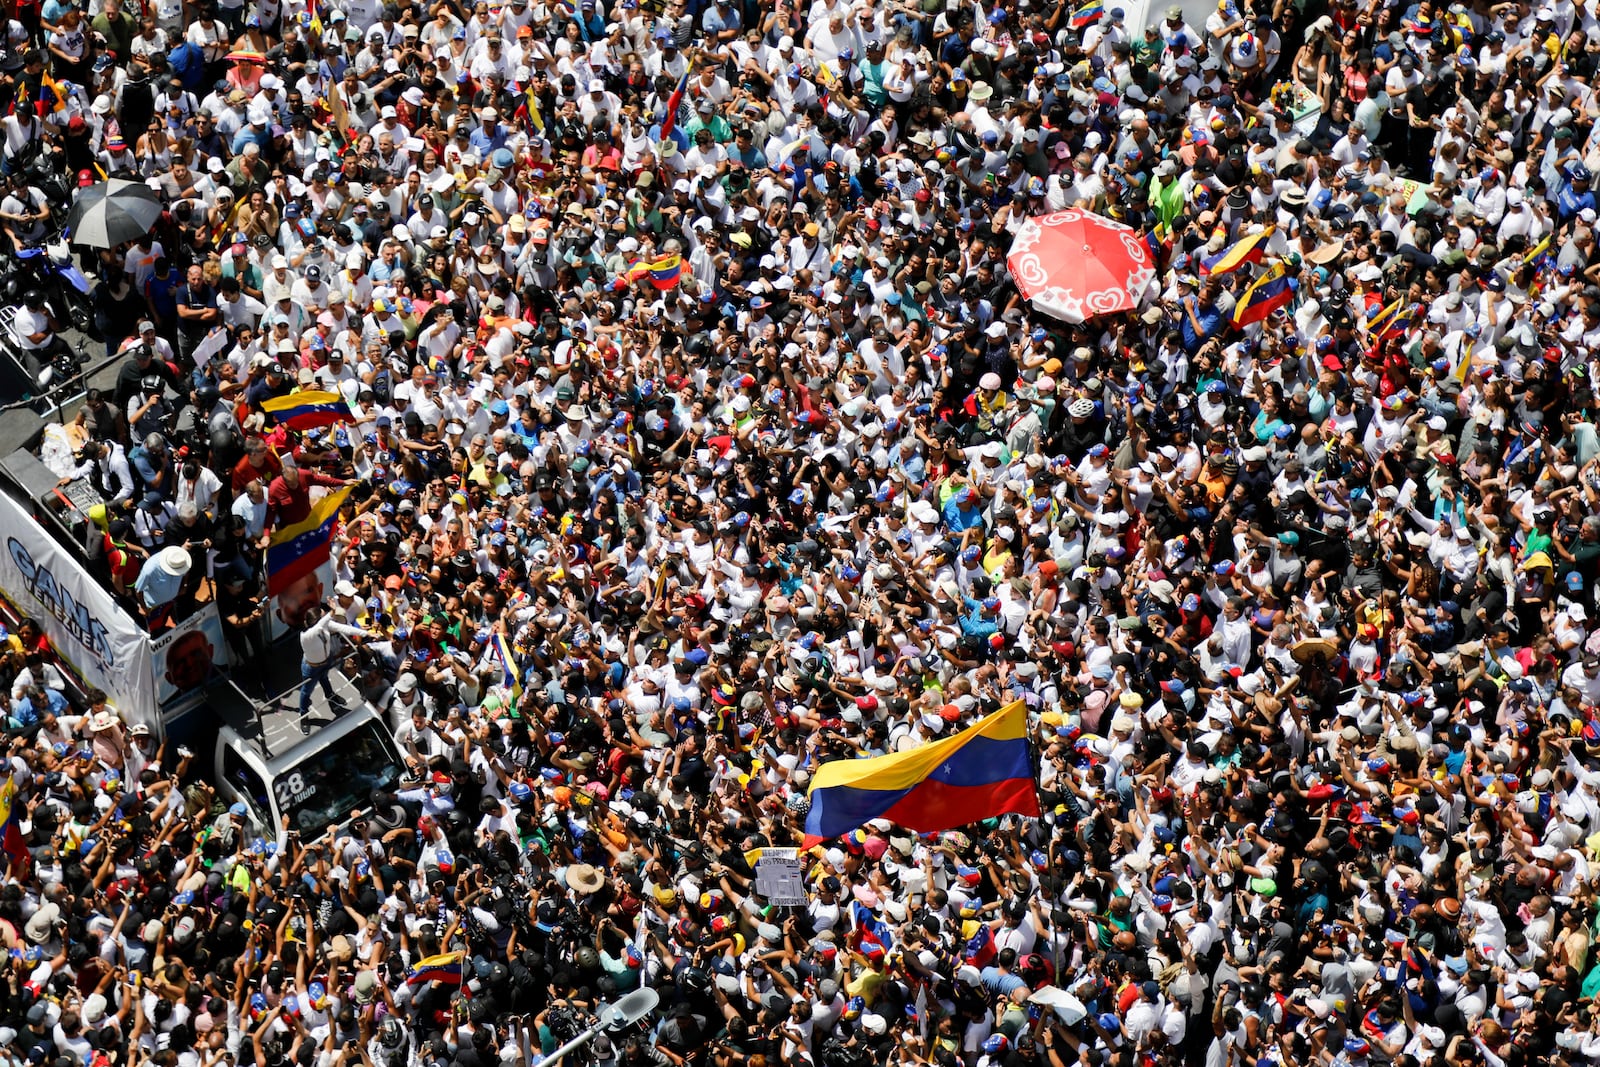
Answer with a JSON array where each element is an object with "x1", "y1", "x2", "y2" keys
[{"x1": 272, "y1": 722, "x2": 403, "y2": 835}]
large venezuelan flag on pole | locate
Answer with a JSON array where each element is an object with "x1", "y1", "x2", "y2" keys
[
  {"x1": 802, "y1": 700, "x2": 1038, "y2": 846},
  {"x1": 266, "y1": 486, "x2": 352, "y2": 596}
]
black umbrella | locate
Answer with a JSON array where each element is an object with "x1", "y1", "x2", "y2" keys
[{"x1": 65, "y1": 178, "x2": 163, "y2": 248}]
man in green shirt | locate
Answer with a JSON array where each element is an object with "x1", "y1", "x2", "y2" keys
[
  {"x1": 91, "y1": 0, "x2": 135, "y2": 60},
  {"x1": 684, "y1": 99, "x2": 732, "y2": 143},
  {"x1": 1132, "y1": 22, "x2": 1166, "y2": 67},
  {"x1": 857, "y1": 38, "x2": 890, "y2": 108}
]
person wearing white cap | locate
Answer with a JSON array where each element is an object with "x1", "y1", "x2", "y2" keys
[
  {"x1": 374, "y1": 103, "x2": 410, "y2": 145},
  {"x1": 331, "y1": 579, "x2": 363, "y2": 623},
  {"x1": 579, "y1": 78, "x2": 620, "y2": 126},
  {"x1": 1497, "y1": 187, "x2": 1538, "y2": 244}
]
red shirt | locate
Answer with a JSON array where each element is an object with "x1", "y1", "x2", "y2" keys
[
  {"x1": 231, "y1": 450, "x2": 282, "y2": 493},
  {"x1": 267, "y1": 470, "x2": 345, "y2": 529}
]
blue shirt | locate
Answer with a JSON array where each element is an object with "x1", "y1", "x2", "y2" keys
[
  {"x1": 230, "y1": 124, "x2": 271, "y2": 155},
  {"x1": 1180, "y1": 298, "x2": 1225, "y2": 353},
  {"x1": 135, "y1": 556, "x2": 186, "y2": 608},
  {"x1": 943, "y1": 499, "x2": 983, "y2": 532},
  {"x1": 700, "y1": 2, "x2": 740, "y2": 35},
  {"x1": 13, "y1": 687, "x2": 68, "y2": 727},
  {"x1": 959, "y1": 598, "x2": 999, "y2": 640},
  {"x1": 144, "y1": 271, "x2": 180, "y2": 324},
  {"x1": 468, "y1": 126, "x2": 510, "y2": 158},
  {"x1": 980, "y1": 966, "x2": 1028, "y2": 997},
  {"x1": 1557, "y1": 180, "x2": 1595, "y2": 222}
]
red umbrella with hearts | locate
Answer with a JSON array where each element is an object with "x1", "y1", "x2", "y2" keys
[{"x1": 1006, "y1": 209, "x2": 1157, "y2": 324}]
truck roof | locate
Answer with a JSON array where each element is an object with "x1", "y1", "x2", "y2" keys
[{"x1": 211, "y1": 670, "x2": 375, "y2": 770}]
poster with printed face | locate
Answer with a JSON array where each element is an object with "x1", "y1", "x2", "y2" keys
[
  {"x1": 269, "y1": 557, "x2": 335, "y2": 642},
  {"x1": 152, "y1": 606, "x2": 227, "y2": 705}
]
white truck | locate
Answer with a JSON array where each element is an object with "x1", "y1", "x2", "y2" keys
[{"x1": 0, "y1": 445, "x2": 404, "y2": 838}]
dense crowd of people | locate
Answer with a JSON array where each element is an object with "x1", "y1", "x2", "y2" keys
[{"x1": 7, "y1": 0, "x2": 1600, "y2": 1065}]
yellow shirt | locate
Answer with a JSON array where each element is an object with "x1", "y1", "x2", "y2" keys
[
  {"x1": 981, "y1": 544, "x2": 1013, "y2": 581},
  {"x1": 844, "y1": 965, "x2": 885, "y2": 1005}
]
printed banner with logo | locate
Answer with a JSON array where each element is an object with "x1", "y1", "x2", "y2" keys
[{"x1": 0, "y1": 492, "x2": 153, "y2": 723}]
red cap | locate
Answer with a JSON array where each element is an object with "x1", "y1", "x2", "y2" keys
[
  {"x1": 76, "y1": 168, "x2": 94, "y2": 186},
  {"x1": 914, "y1": 188, "x2": 932, "y2": 202},
  {"x1": 1321, "y1": 354, "x2": 1343, "y2": 371}
]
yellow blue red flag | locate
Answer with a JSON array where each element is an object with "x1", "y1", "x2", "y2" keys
[
  {"x1": 261, "y1": 390, "x2": 353, "y2": 431},
  {"x1": 407, "y1": 952, "x2": 464, "y2": 986},
  {"x1": 266, "y1": 486, "x2": 352, "y2": 597},
  {"x1": 1232, "y1": 262, "x2": 1296, "y2": 326},
  {"x1": 1200, "y1": 226, "x2": 1273, "y2": 275},
  {"x1": 802, "y1": 700, "x2": 1037, "y2": 846}
]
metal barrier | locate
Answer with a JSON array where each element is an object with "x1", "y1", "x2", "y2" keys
[{"x1": 0, "y1": 336, "x2": 123, "y2": 420}]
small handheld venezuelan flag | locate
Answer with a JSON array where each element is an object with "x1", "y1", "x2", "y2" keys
[
  {"x1": 1232, "y1": 262, "x2": 1297, "y2": 326},
  {"x1": 1199, "y1": 226, "x2": 1273, "y2": 276},
  {"x1": 625, "y1": 254, "x2": 683, "y2": 290},
  {"x1": 1070, "y1": 0, "x2": 1104, "y2": 27}
]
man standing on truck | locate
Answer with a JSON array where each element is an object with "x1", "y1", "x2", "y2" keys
[
  {"x1": 295, "y1": 599, "x2": 372, "y2": 734},
  {"x1": 267, "y1": 457, "x2": 351, "y2": 529}
]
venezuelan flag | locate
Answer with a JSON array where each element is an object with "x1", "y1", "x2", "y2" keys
[
  {"x1": 1364, "y1": 298, "x2": 1419, "y2": 341},
  {"x1": 628, "y1": 254, "x2": 683, "y2": 290},
  {"x1": 1200, "y1": 226, "x2": 1273, "y2": 276},
  {"x1": 490, "y1": 633, "x2": 523, "y2": 703},
  {"x1": 659, "y1": 66, "x2": 689, "y2": 142},
  {"x1": 1232, "y1": 263, "x2": 1296, "y2": 326},
  {"x1": 0, "y1": 775, "x2": 27, "y2": 876},
  {"x1": 1070, "y1": 0, "x2": 1104, "y2": 27},
  {"x1": 522, "y1": 84, "x2": 545, "y2": 134},
  {"x1": 1362, "y1": 297, "x2": 1402, "y2": 336},
  {"x1": 261, "y1": 390, "x2": 353, "y2": 431},
  {"x1": 266, "y1": 485, "x2": 352, "y2": 597},
  {"x1": 802, "y1": 700, "x2": 1038, "y2": 846},
  {"x1": 406, "y1": 951, "x2": 465, "y2": 986}
]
